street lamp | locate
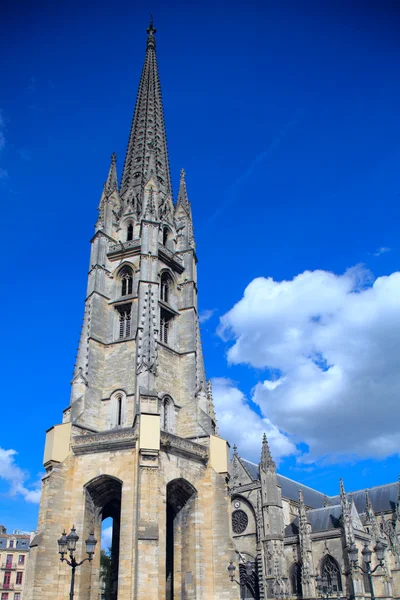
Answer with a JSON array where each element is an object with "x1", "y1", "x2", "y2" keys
[
  {"x1": 58, "y1": 526, "x2": 97, "y2": 600},
  {"x1": 348, "y1": 540, "x2": 386, "y2": 600},
  {"x1": 228, "y1": 560, "x2": 254, "y2": 599},
  {"x1": 316, "y1": 573, "x2": 341, "y2": 600}
]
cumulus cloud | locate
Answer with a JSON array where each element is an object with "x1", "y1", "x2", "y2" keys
[
  {"x1": 212, "y1": 378, "x2": 296, "y2": 463},
  {"x1": 0, "y1": 448, "x2": 41, "y2": 504},
  {"x1": 101, "y1": 525, "x2": 113, "y2": 550},
  {"x1": 219, "y1": 267, "x2": 400, "y2": 462},
  {"x1": 199, "y1": 309, "x2": 216, "y2": 324}
]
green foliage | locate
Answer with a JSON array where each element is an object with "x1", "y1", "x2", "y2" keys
[{"x1": 100, "y1": 548, "x2": 113, "y2": 599}]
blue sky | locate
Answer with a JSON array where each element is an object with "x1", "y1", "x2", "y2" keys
[{"x1": 1, "y1": 0, "x2": 400, "y2": 532}]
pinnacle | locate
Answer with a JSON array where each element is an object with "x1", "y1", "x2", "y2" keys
[
  {"x1": 260, "y1": 432, "x2": 275, "y2": 471},
  {"x1": 103, "y1": 152, "x2": 118, "y2": 197}
]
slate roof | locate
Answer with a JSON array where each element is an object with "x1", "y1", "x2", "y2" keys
[
  {"x1": 241, "y1": 459, "x2": 326, "y2": 509},
  {"x1": 330, "y1": 482, "x2": 399, "y2": 514},
  {"x1": 285, "y1": 505, "x2": 342, "y2": 537},
  {"x1": 239, "y1": 458, "x2": 399, "y2": 515}
]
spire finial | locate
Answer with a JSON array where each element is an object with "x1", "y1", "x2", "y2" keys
[
  {"x1": 180, "y1": 168, "x2": 186, "y2": 180},
  {"x1": 147, "y1": 13, "x2": 156, "y2": 36},
  {"x1": 233, "y1": 443, "x2": 238, "y2": 455}
]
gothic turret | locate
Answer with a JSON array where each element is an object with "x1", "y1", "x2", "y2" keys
[{"x1": 259, "y1": 434, "x2": 287, "y2": 598}]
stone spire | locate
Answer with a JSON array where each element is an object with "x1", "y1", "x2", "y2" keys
[
  {"x1": 365, "y1": 489, "x2": 380, "y2": 538},
  {"x1": 104, "y1": 152, "x2": 118, "y2": 196},
  {"x1": 175, "y1": 168, "x2": 195, "y2": 249},
  {"x1": 206, "y1": 379, "x2": 218, "y2": 432},
  {"x1": 260, "y1": 432, "x2": 275, "y2": 472},
  {"x1": 340, "y1": 478, "x2": 355, "y2": 546},
  {"x1": 120, "y1": 18, "x2": 172, "y2": 212}
]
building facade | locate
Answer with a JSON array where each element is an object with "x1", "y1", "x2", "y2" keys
[
  {"x1": 229, "y1": 438, "x2": 400, "y2": 600},
  {"x1": 26, "y1": 21, "x2": 400, "y2": 600},
  {"x1": 0, "y1": 527, "x2": 32, "y2": 600}
]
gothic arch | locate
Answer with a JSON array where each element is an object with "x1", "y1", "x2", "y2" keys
[
  {"x1": 160, "y1": 271, "x2": 173, "y2": 304},
  {"x1": 161, "y1": 224, "x2": 174, "y2": 248},
  {"x1": 160, "y1": 395, "x2": 175, "y2": 432},
  {"x1": 117, "y1": 264, "x2": 134, "y2": 297},
  {"x1": 230, "y1": 494, "x2": 257, "y2": 537},
  {"x1": 110, "y1": 390, "x2": 127, "y2": 428},
  {"x1": 320, "y1": 555, "x2": 342, "y2": 593},
  {"x1": 166, "y1": 478, "x2": 197, "y2": 599},
  {"x1": 290, "y1": 562, "x2": 302, "y2": 596},
  {"x1": 84, "y1": 475, "x2": 123, "y2": 600}
]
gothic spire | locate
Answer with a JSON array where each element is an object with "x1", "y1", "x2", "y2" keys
[
  {"x1": 104, "y1": 152, "x2": 118, "y2": 196},
  {"x1": 340, "y1": 478, "x2": 355, "y2": 545},
  {"x1": 120, "y1": 18, "x2": 172, "y2": 210},
  {"x1": 260, "y1": 433, "x2": 275, "y2": 472},
  {"x1": 365, "y1": 489, "x2": 380, "y2": 538}
]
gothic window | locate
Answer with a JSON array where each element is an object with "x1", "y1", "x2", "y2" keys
[
  {"x1": 160, "y1": 272, "x2": 172, "y2": 304},
  {"x1": 110, "y1": 391, "x2": 126, "y2": 429},
  {"x1": 232, "y1": 509, "x2": 249, "y2": 534},
  {"x1": 117, "y1": 305, "x2": 131, "y2": 339},
  {"x1": 290, "y1": 562, "x2": 302, "y2": 596},
  {"x1": 119, "y1": 266, "x2": 133, "y2": 297},
  {"x1": 162, "y1": 396, "x2": 174, "y2": 432},
  {"x1": 321, "y1": 555, "x2": 342, "y2": 593},
  {"x1": 162, "y1": 226, "x2": 169, "y2": 246},
  {"x1": 127, "y1": 223, "x2": 133, "y2": 241},
  {"x1": 160, "y1": 308, "x2": 172, "y2": 345}
]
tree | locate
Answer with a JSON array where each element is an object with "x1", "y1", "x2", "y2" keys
[{"x1": 100, "y1": 548, "x2": 112, "y2": 600}]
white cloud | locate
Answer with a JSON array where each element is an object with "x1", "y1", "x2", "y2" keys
[
  {"x1": 373, "y1": 247, "x2": 391, "y2": 257},
  {"x1": 101, "y1": 525, "x2": 113, "y2": 549},
  {"x1": 212, "y1": 377, "x2": 296, "y2": 463},
  {"x1": 0, "y1": 448, "x2": 41, "y2": 504},
  {"x1": 219, "y1": 267, "x2": 400, "y2": 462},
  {"x1": 199, "y1": 309, "x2": 215, "y2": 324}
]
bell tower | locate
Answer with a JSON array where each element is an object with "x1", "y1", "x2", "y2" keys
[{"x1": 26, "y1": 20, "x2": 237, "y2": 600}]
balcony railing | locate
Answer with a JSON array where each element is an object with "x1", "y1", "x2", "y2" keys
[
  {"x1": 1, "y1": 582, "x2": 14, "y2": 590},
  {"x1": 1, "y1": 562, "x2": 16, "y2": 569}
]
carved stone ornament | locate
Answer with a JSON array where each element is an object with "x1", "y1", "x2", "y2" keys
[{"x1": 232, "y1": 509, "x2": 249, "y2": 534}]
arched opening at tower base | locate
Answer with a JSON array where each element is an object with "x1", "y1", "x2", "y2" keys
[
  {"x1": 85, "y1": 475, "x2": 122, "y2": 600},
  {"x1": 166, "y1": 478, "x2": 197, "y2": 600}
]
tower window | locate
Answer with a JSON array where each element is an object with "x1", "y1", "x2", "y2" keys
[
  {"x1": 162, "y1": 396, "x2": 174, "y2": 433},
  {"x1": 160, "y1": 308, "x2": 172, "y2": 345},
  {"x1": 127, "y1": 223, "x2": 133, "y2": 241},
  {"x1": 160, "y1": 272, "x2": 172, "y2": 304},
  {"x1": 162, "y1": 227, "x2": 169, "y2": 246},
  {"x1": 110, "y1": 391, "x2": 126, "y2": 428},
  {"x1": 117, "y1": 305, "x2": 131, "y2": 339},
  {"x1": 117, "y1": 396, "x2": 123, "y2": 426},
  {"x1": 119, "y1": 266, "x2": 133, "y2": 297}
]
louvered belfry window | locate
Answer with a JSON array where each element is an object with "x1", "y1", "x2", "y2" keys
[
  {"x1": 160, "y1": 308, "x2": 172, "y2": 345},
  {"x1": 118, "y1": 305, "x2": 131, "y2": 339}
]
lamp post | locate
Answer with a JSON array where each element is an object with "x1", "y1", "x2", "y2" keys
[
  {"x1": 316, "y1": 573, "x2": 340, "y2": 600},
  {"x1": 58, "y1": 526, "x2": 97, "y2": 600},
  {"x1": 347, "y1": 540, "x2": 386, "y2": 600},
  {"x1": 227, "y1": 560, "x2": 254, "y2": 600}
]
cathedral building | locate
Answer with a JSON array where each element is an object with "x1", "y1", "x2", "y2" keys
[{"x1": 26, "y1": 21, "x2": 400, "y2": 600}]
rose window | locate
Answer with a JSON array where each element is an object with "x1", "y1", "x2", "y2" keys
[{"x1": 232, "y1": 509, "x2": 248, "y2": 534}]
